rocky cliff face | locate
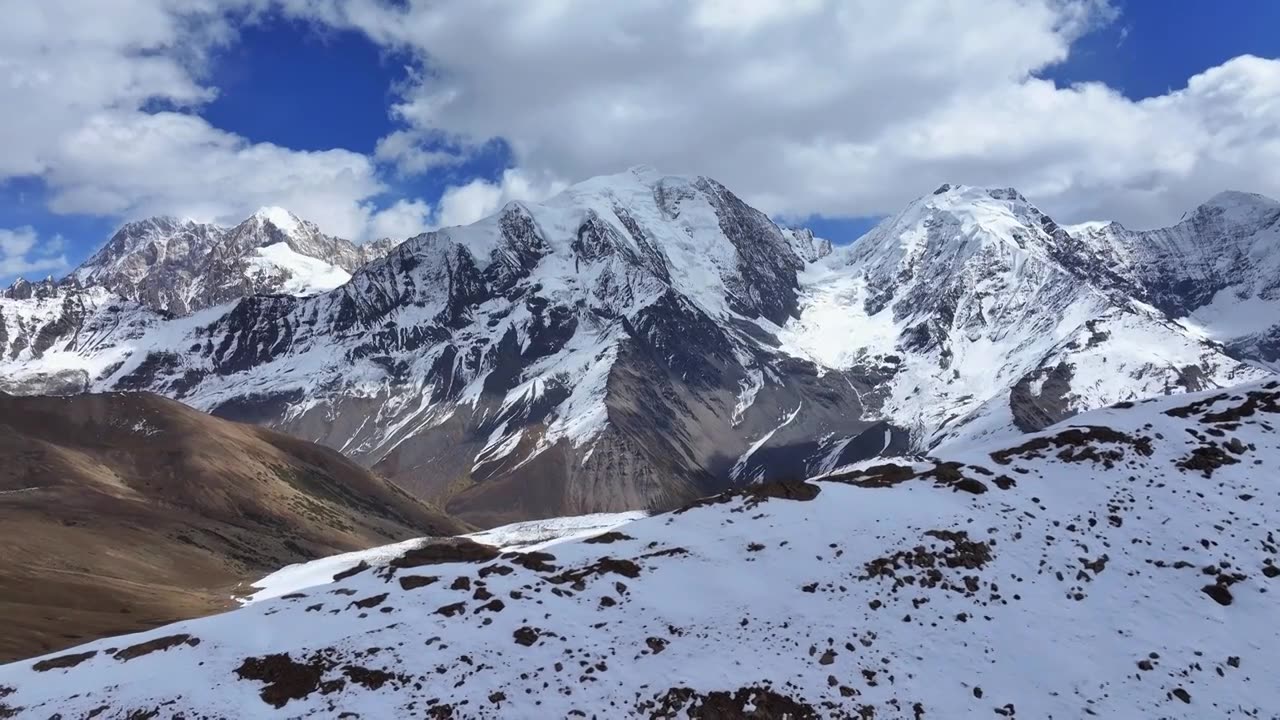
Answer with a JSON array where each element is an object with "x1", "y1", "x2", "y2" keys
[
  {"x1": 67, "y1": 208, "x2": 394, "y2": 315},
  {"x1": 0, "y1": 170, "x2": 1273, "y2": 524}
]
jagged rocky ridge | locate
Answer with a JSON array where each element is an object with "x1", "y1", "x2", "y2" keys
[
  {"x1": 1, "y1": 208, "x2": 394, "y2": 316},
  {"x1": 1070, "y1": 191, "x2": 1280, "y2": 372},
  {"x1": 3, "y1": 379, "x2": 1279, "y2": 717},
  {"x1": 0, "y1": 169, "x2": 1274, "y2": 524}
]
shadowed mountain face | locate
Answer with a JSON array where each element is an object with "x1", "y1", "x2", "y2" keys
[
  {"x1": 0, "y1": 169, "x2": 1274, "y2": 526},
  {"x1": 0, "y1": 391, "x2": 466, "y2": 662}
]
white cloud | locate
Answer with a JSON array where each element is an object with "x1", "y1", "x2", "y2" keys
[
  {"x1": 3, "y1": 0, "x2": 1278, "y2": 256},
  {"x1": 374, "y1": 130, "x2": 457, "y2": 176},
  {"x1": 435, "y1": 168, "x2": 569, "y2": 228},
  {"x1": 43, "y1": 110, "x2": 387, "y2": 240},
  {"x1": 0, "y1": 0, "x2": 402, "y2": 243},
  {"x1": 368, "y1": 198, "x2": 432, "y2": 239},
  {"x1": 0, "y1": 227, "x2": 69, "y2": 279},
  {"x1": 284, "y1": 0, "x2": 1280, "y2": 228}
]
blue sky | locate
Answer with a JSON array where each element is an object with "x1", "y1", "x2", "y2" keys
[{"x1": 2, "y1": 0, "x2": 1278, "y2": 285}]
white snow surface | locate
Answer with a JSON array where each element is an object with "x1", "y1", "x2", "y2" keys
[
  {"x1": 255, "y1": 206, "x2": 303, "y2": 237},
  {"x1": 245, "y1": 242, "x2": 352, "y2": 296},
  {"x1": 243, "y1": 538, "x2": 430, "y2": 605},
  {"x1": 245, "y1": 512, "x2": 648, "y2": 605},
  {"x1": 4, "y1": 380, "x2": 1280, "y2": 718},
  {"x1": 462, "y1": 511, "x2": 648, "y2": 552}
]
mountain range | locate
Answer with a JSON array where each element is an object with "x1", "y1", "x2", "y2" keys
[
  {"x1": 4, "y1": 379, "x2": 1277, "y2": 717},
  {"x1": 1, "y1": 167, "x2": 1276, "y2": 526}
]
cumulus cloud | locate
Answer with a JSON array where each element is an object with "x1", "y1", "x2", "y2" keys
[
  {"x1": 368, "y1": 198, "x2": 432, "y2": 239},
  {"x1": 435, "y1": 168, "x2": 569, "y2": 228},
  {"x1": 42, "y1": 110, "x2": 386, "y2": 239},
  {"x1": 0, "y1": 0, "x2": 401, "y2": 242},
  {"x1": 0, "y1": 227, "x2": 69, "y2": 279},
  {"x1": 284, "y1": 0, "x2": 1280, "y2": 228},
  {"x1": 374, "y1": 130, "x2": 458, "y2": 177},
  {"x1": 3, "y1": 0, "x2": 1278, "y2": 255}
]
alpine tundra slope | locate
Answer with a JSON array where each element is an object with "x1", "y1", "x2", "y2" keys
[
  {"x1": 0, "y1": 168, "x2": 1273, "y2": 524},
  {"x1": 2, "y1": 379, "x2": 1278, "y2": 718}
]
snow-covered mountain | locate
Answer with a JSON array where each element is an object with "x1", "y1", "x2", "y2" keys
[
  {"x1": 57, "y1": 208, "x2": 394, "y2": 315},
  {"x1": 1069, "y1": 190, "x2": 1280, "y2": 372},
  {"x1": 0, "y1": 207, "x2": 393, "y2": 390},
  {"x1": 0, "y1": 169, "x2": 1273, "y2": 524},
  {"x1": 777, "y1": 184, "x2": 1266, "y2": 451},
  {"x1": 4, "y1": 379, "x2": 1278, "y2": 717}
]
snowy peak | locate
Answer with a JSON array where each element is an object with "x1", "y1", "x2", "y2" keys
[
  {"x1": 783, "y1": 227, "x2": 833, "y2": 263},
  {"x1": 2, "y1": 276, "x2": 60, "y2": 301},
  {"x1": 1062, "y1": 188, "x2": 1280, "y2": 370},
  {"x1": 58, "y1": 208, "x2": 398, "y2": 315},
  {"x1": 251, "y1": 206, "x2": 305, "y2": 237},
  {"x1": 834, "y1": 183, "x2": 1088, "y2": 317},
  {"x1": 1198, "y1": 189, "x2": 1280, "y2": 217},
  {"x1": 75, "y1": 217, "x2": 223, "y2": 283},
  {"x1": 781, "y1": 181, "x2": 1264, "y2": 451},
  {"x1": 407, "y1": 165, "x2": 805, "y2": 325}
]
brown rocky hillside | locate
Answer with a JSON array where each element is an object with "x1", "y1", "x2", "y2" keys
[{"x1": 0, "y1": 391, "x2": 466, "y2": 662}]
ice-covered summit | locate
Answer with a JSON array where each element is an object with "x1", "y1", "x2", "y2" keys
[{"x1": 252, "y1": 206, "x2": 304, "y2": 237}]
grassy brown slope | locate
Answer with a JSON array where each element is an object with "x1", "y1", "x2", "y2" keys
[{"x1": 0, "y1": 391, "x2": 467, "y2": 663}]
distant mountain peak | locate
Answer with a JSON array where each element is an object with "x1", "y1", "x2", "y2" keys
[
  {"x1": 1190, "y1": 189, "x2": 1280, "y2": 230},
  {"x1": 251, "y1": 206, "x2": 304, "y2": 236},
  {"x1": 927, "y1": 183, "x2": 1027, "y2": 202},
  {"x1": 51, "y1": 207, "x2": 398, "y2": 315},
  {"x1": 1202, "y1": 189, "x2": 1278, "y2": 210}
]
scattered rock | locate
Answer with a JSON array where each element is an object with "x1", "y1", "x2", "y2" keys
[
  {"x1": 114, "y1": 634, "x2": 200, "y2": 661},
  {"x1": 332, "y1": 561, "x2": 371, "y2": 582},
  {"x1": 398, "y1": 575, "x2": 439, "y2": 591},
  {"x1": 234, "y1": 651, "x2": 337, "y2": 708},
  {"x1": 991, "y1": 426, "x2": 1153, "y2": 467},
  {"x1": 507, "y1": 551, "x2": 559, "y2": 573},
  {"x1": 584, "y1": 532, "x2": 634, "y2": 544},
  {"x1": 32, "y1": 650, "x2": 97, "y2": 672},
  {"x1": 387, "y1": 539, "x2": 499, "y2": 573},
  {"x1": 513, "y1": 627, "x2": 541, "y2": 646},
  {"x1": 435, "y1": 602, "x2": 467, "y2": 618},
  {"x1": 637, "y1": 686, "x2": 819, "y2": 719}
]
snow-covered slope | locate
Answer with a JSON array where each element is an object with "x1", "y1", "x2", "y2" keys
[
  {"x1": 0, "y1": 173, "x2": 1274, "y2": 524},
  {"x1": 4, "y1": 379, "x2": 1278, "y2": 718},
  {"x1": 245, "y1": 512, "x2": 647, "y2": 605},
  {"x1": 1070, "y1": 191, "x2": 1280, "y2": 372}
]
